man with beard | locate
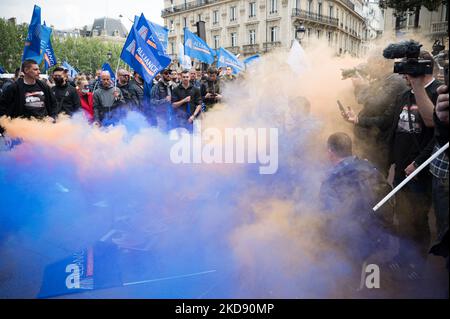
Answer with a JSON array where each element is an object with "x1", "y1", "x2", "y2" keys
[{"x1": 151, "y1": 69, "x2": 173, "y2": 131}]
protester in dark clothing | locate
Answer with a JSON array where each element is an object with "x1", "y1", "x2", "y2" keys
[
  {"x1": 189, "y1": 69, "x2": 201, "y2": 89},
  {"x1": 1, "y1": 67, "x2": 22, "y2": 94},
  {"x1": 171, "y1": 70, "x2": 202, "y2": 131},
  {"x1": 200, "y1": 68, "x2": 222, "y2": 111},
  {"x1": 150, "y1": 69, "x2": 172, "y2": 131},
  {"x1": 129, "y1": 71, "x2": 145, "y2": 107},
  {"x1": 411, "y1": 84, "x2": 449, "y2": 243},
  {"x1": 89, "y1": 69, "x2": 102, "y2": 92},
  {"x1": 93, "y1": 70, "x2": 125, "y2": 126},
  {"x1": 320, "y1": 132, "x2": 394, "y2": 266},
  {"x1": 343, "y1": 62, "x2": 408, "y2": 175},
  {"x1": 51, "y1": 67, "x2": 81, "y2": 117},
  {"x1": 0, "y1": 60, "x2": 56, "y2": 126},
  {"x1": 117, "y1": 69, "x2": 140, "y2": 107},
  {"x1": 383, "y1": 55, "x2": 442, "y2": 273}
]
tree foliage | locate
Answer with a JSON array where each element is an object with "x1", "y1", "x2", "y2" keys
[{"x1": 0, "y1": 18, "x2": 125, "y2": 74}]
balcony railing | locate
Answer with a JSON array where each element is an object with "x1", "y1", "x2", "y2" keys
[
  {"x1": 243, "y1": 44, "x2": 260, "y2": 55},
  {"x1": 225, "y1": 46, "x2": 240, "y2": 55},
  {"x1": 292, "y1": 9, "x2": 339, "y2": 27},
  {"x1": 263, "y1": 41, "x2": 282, "y2": 51},
  {"x1": 162, "y1": 0, "x2": 224, "y2": 17},
  {"x1": 430, "y1": 21, "x2": 448, "y2": 34}
]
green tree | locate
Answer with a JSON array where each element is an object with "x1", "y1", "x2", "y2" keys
[
  {"x1": 0, "y1": 19, "x2": 28, "y2": 72},
  {"x1": 379, "y1": 0, "x2": 444, "y2": 29}
]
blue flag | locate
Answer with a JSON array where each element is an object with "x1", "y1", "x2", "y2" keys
[
  {"x1": 148, "y1": 21, "x2": 169, "y2": 53},
  {"x1": 134, "y1": 14, "x2": 169, "y2": 59},
  {"x1": 43, "y1": 39, "x2": 57, "y2": 71},
  {"x1": 22, "y1": 5, "x2": 43, "y2": 63},
  {"x1": 0, "y1": 66, "x2": 6, "y2": 74},
  {"x1": 216, "y1": 47, "x2": 244, "y2": 74},
  {"x1": 243, "y1": 54, "x2": 261, "y2": 66},
  {"x1": 62, "y1": 61, "x2": 78, "y2": 78},
  {"x1": 184, "y1": 28, "x2": 215, "y2": 64},
  {"x1": 120, "y1": 22, "x2": 171, "y2": 85},
  {"x1": 101, "y1": 63, "x2": 116, "y2": 83},
  {"x1": 43, "y1": 21, "x2": 57, "y2": 71}
]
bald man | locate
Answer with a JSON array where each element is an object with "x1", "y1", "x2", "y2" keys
[{"x1": 93, "y1": 71, "x2": 125, "y2": 125}]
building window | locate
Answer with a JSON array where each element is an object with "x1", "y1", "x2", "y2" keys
[
  {"x1": 318, "y1": 2, "x2": 322, "y2": 16},
  {"x1": 214, "y1": 35, "x2": 220, "y2": 49},
  {"x1": 197, "y1": 14, "x2": 202, "y2": 22},
  {"x1": 307, "y1": 28, "x2": 312, "y2": 38},
  {"x1": 183, "y1": 17, "x2": 187, "y2": 28},
  {"x1": 170, "y1": 19, "x2": 174, "y2": 31},
  {"x1": 307, "y1": 0, "x2": 313, "y2": 14},
  {"x1": 295, "y1": 0, "x2": 301, "y2": 10},
  {"x1": 231, "y1": 32, "x2": 237, "y2": 47},
  {"x1": 213, "y1": 10, "x2": 219, "y2": 25},
  {"x1": 170, "y1": 42, "x2": 175, "y2": 55},
  {"x1": 317, "y1": 29, "x2": 321, "y2": 39},
  {"x1": 249, "y1": 29, "x2": 256, "y2": 44},
  {"x1": 249, "y1": 2, "x2": 256, "y2": 17},
  {"x1": 328, "y1": 31, "x2": 332, "y2": 44},
  {"x1": 329, "y1": 5, "x2": 334, "y2": 18},
  {"x1": 270, "y1": 26, "x2": 277, "y2": 42},
  {"x1": 230, "y1": 6, "x2": 237, "y2": 21},
  {"x1": 270, "y1": 0, "x2": 277, "y2": 14}
]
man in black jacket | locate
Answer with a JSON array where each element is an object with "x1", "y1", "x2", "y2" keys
[
  {"x1": 0, "y1": 59, "x2": 56, "y2": 125},
  {"x1": 386, "y1": 52, "x2": 442, "y2": 274},
  {"x1": 343, "y1": 58, "x2": 407, "y2": 175},
  {"x1": 51, "y1": 67, "x2": 81, "y2": 117},
  {"x1": 150, "y1": 69, "x2": 172, "y2": 131},
  {"x1": 171, "y1": 70, "x2": 202, "y2": 131},
  {"x1": 117, "y1": 69, "x2": 140, "y2": 107}
]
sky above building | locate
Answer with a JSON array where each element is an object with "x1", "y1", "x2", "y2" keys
[{"x1": 0, "y1": 0, "x2": 164, "y2": 30}]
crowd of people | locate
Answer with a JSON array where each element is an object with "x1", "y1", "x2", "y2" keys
[
  {"x1": 322, "y1": 45, "x2": 449, "y2": 291},
  {"x1": 0, "y1": 45, "x2": 448, "y2": 295},
  {"x1": 0, "y1": 60, "x2": 238, "y2": 133}
]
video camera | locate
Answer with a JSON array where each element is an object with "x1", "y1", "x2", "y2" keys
[{"x1": 383, "y1": 40, "x2": 433, "y2": 77}]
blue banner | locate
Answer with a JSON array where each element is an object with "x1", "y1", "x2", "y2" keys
[
  {"x1": 43, "y1": 39, "x2": 57, "y2": 71},
  {"x1": 134, "y1": 14, "x2": 168, "y2": 58},
  {"x1": 101, "y1": 62, "x2": 116, "y2": 83},
  {"x1": 62, "y1": 61, "x2": 78, "y2": 78},
  {"x1": 43, "y1": 21, "x2": 57, "y2": 71},
  {"x1": 184, "y1": 28, "x2": 215, "y2": 65},
  {"x1": 216, "y1": 47, "x2": 244, "y2": 74},
  {"x1": 148, "y1": 21, "x2": 169, "y2": 53},
  {"x1": 243, "y1": 54, "x2": 261, "y2": 66},
  {"x1": 22, "y1": 5, "x2": 43, "y2": 63},
  {"x1": 120, "y1": 21, "x2": 171, "y2": 85}
]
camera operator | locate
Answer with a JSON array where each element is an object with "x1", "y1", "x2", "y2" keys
[
  {"x1": 385, "y1": 49, "x2": 442, "y2": 277},
  {"x1": 200, "y1": 67, "x2": 222, "y2": 111},
  {"x1": 342, "y1": 55, "x2": 408, "y2": 175}
]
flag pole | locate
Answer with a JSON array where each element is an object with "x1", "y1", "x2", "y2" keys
[
  {"x1": 114, "y1": 56, "x2": 121, "y2": 88},
  {"x1": 373, "y1": 142, "x2": 449, "y2": 211}
]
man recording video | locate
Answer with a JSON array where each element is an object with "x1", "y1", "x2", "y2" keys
[{"x1": 385, "y1": 47, "x2": 442, "y2": 277}]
